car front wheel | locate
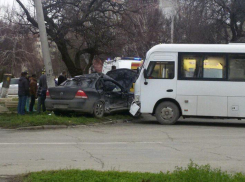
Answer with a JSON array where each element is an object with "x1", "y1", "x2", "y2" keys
[
  {"x1": 93, "y1": 101, "x2": 105, "y2": 118},
  {"x1": 155, "y1": 102, "x2": 180, "y2": 125}
]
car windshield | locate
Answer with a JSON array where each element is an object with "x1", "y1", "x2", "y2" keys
[
  {"x1": 60, "y1": 79, "x2": 93, "y2": 87},
  {"x1": 10, "y1": 79, "x2": 19, "y2": 84}
]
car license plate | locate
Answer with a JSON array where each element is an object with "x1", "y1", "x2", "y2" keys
[
  {"x1": 130, "y1": 103, "x2": 140, "y2": 116},
  {"x1": 54, "y1": 105, "x2": 68, "y2": 109}
]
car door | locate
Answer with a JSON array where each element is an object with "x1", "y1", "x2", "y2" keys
[{"x1": 103, "y1": 79, "x2": 127, "y2": 111}]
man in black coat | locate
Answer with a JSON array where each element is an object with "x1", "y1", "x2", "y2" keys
[
  {"x1": 18, "y1": 72, "x2": 29, "y2": 115},
  {"x1": 37, "y1": 72, "x2": 48, "y2": 113},
  {"x1": 58, "y1": 71, "x2": 67, "y2": 86}
]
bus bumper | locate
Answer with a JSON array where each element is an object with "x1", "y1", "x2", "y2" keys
[{"x1": 130, "y1": 101, "x2": 140, "y2": 116}]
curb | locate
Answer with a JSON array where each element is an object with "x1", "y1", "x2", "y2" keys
[{"x1": 16, "y1": 119, "x2": 127, "y2": 130}]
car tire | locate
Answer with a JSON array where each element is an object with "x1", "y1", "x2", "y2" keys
[
  {"x1": 155, "y1": 102, "x2": 180, "y2": 125},
  {"x1": 93, "y1": 101, "x2": 105, "y2": 118}
]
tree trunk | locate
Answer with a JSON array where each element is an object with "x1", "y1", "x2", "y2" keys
[
  {"x1": 0, "y1": 74, "x2": 12, "y2": 98},
  {"x1": 75, "y1": 52, "x2": 81, "y2": 69},
  {"x1": 56, "y1": 42, "x2": 83, "y2": 77},
  {"x1": 11, "y1": 40, "x2": 17, "y2": 76},
  {"x1": 83, "y1": 54, "x2": 94, "y2": 74},
  {"x1": 230, "y1": 13, "x2": 238, "y2": 42}
]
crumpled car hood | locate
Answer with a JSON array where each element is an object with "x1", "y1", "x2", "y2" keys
[{"x1": 106, "y1": 69, "x2": 138, "y2": 92}]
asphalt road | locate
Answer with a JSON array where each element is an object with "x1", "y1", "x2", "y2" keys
[{"x1": 1, "y1": 115, "x2": 245, "y2": 175}]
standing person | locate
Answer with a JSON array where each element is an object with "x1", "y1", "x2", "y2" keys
[
  {"x1": 17, "y1": 72, "x2": 29, "y2": 115},
  {"x1": 54, "y1": 76, "x2": 58, "y2": 86},
  {"x1": 29, "y1": 74, "x2": 38, "y2": 112},
  {"x1": 25, "y1": 75, "x2": 31, "y2": 112},
  {"x1": 37, "y1": 71, "x2": 48, "y2": 113},
  {"x1": 58, "y1": 71, "x2": 67, "y2": 86}
]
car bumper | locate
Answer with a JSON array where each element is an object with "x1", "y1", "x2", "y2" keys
[
  {"x1": 129, "y1": 100, "x2": 141, "y2": 116},
  {"x1": 45, "y1": 98, "x2": 94, "y2": 114}
]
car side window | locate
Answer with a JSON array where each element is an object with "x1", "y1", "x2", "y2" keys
[
  {"x1": 96, "y1": 80, "x2": 104, "y2": 90},
  {"x1": 104, "y1": 80, "x2": 121, "y2": 92},
  {"x1": 61, "y1": 80, "x2": 77, "y2": 87}
]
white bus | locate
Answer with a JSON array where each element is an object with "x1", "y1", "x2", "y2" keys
[{"x1": 130, "y1": 44, "x2": 245, "y2": 125}]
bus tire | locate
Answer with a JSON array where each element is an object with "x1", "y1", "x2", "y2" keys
[{"x1": 155, "y1": 101, "x2": 179, "y2": 125}]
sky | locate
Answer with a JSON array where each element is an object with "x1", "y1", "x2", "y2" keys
[
  {"x1": 0, "y1": 0, "x2": 29, "y2": 8},
  {"x1": 0, "y1": 0, "x2": 32, "y2": 18}
]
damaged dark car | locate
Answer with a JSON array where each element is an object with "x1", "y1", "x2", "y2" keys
[{"x1": 45, "y1": 69, "x2": 138, "y2": 117}]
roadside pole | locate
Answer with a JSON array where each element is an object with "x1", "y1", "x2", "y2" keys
[
  {"x1": 170, "y1": 15, "x2": 174, "y2": 43},
  {"x1": 34, "y1": 0, "x2": 55, "y2": 87}
]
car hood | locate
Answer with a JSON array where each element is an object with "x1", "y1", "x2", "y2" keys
[{"x1": 106, "y1": 69, "x2": 138, "y2": 92}]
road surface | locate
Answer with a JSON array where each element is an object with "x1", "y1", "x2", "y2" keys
[{"x1": 1, "y1": 115, "x2": 245, "y2": 175}]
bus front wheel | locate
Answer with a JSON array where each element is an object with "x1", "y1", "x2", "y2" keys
[{"x1": 155, "y1": 102, "x2": 180, "y2": 125}]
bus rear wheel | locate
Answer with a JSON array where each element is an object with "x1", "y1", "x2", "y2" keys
[{"x1": 155, "y1": 102, "x2": 179, "y2": 125}]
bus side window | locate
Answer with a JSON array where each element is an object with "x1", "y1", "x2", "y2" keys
[
  {"x1": 181, "y1": 55, "x2": 203, "y2": 78},
  {"x1": 147, "y1": 61, "x2": 175, "y2": 79},
  {"x1": 228, "y1": 54, "x2": 245, "y2": 81},
  {"x1": 203, "y1": 55, "x2": 226, "y2": 79}
]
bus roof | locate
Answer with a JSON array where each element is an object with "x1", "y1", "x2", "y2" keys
[{"x1": 146, "y1": 44, "x2": 245, "y2": 59}]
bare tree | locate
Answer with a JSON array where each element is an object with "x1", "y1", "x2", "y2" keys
[
  {"x1": 0, "y1": 18, "x2": 43, "y2": 77},
  {"x1": 116, "y1": 0, "x2": 171, "y2": 58},
  {"x1": 212, "y1": 0, "x2": 245, "y2": 42},
  {"x1": 175, "y1": 0, "x2": 245, "y2": 43},
  {"x1": 16, "y1": 0, "x2": 128, "y2": 76}
]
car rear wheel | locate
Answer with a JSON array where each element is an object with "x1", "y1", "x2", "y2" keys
[
  {"x1": 155, "y1": 102, "x2": 180, "y2": 125},
  {"x1": 93, "y1": 101, "x2": 105, "y2": 118}
]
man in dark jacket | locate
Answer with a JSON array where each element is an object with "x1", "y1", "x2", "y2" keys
[
  {"x1": 37, "y1": 72, "x2": 48, "y2": 113},
  {"x1": 18, "y1": 72, "x2": 29, "y2": 115},
  {"x1": 29, "y1": 74, "x2": 38, "y2": 112},
  {"x1": 58, "y1": 71, "x2": 67, "y2": 86}
]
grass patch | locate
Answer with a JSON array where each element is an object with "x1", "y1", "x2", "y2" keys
[
  {"x1": 18, "y1": 162, "x2": 245, "y2": 182},
  {"x1": 0, "y1": 112, "x2": 133, "y2": 129}
]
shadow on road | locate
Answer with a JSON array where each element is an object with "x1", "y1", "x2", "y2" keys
[
  {"x1": 176, "y1": 121, "x2": 245, "y2": 128},
  {"x1": 132, "y1": 115, "x2": 245, "y2": 128}
]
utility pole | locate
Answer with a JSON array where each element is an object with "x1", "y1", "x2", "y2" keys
[
  {"x1": 159, "y1": 0, "x2": 177, "y2": 43},
  {"x1": 171, "y1": 15, "x2": 175, "y2": 43},
  {"x1": 34, "y1": 0, "x2": 55, "y2": 87}
]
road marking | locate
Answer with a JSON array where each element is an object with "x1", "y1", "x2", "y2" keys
[{"x1": 0, "y1": 142, "x2": 164, "y2": 145}]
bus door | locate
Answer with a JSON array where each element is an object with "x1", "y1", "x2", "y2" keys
[
  {"x1": 130, "y1": 62, "x2": 142, "y2": 92},
  {"x1": 140, "y1": 53, "x2": 177, "y2": 113}
]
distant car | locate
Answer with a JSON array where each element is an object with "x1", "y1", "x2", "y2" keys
[
  {"x1": 0, "y1": 78, "x2": 19, "y2": 96},
  {"x1": 46, "y1": 69, "x2": 138, "y2": 117}
]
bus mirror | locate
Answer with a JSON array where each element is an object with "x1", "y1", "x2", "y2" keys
[{"x1": 143, "y1": 69, "x2": 147, "y2": 79}]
